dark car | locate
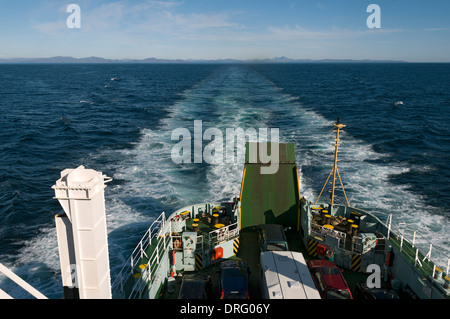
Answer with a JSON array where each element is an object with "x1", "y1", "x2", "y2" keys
[
  {"x1": 219, "y1": 260, "x2": 250, "y2": 299},
  {"x1": 354, "y1": 281, "x2": 400, "y2": 299},
  {"x1": 307, "y1": 259, "x2": 353, "y2": 299},
  {"x1": 257, "y1": 224, "x2": 289, "y2": 252},
  {"x1": 178, "y1": 274, "x2": 211, "y2": 299}
]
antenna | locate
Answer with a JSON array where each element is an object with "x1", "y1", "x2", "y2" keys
[{"x1": 315, "y1": 118, "x2": 350, "y2": 206}]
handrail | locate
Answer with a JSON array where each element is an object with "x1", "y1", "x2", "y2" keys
[
  {"x1": 390, "y1": 221, "x2": 450, "y2": 275},
  {"x1": 127, "y1": 234, "x2": 171, "y2": 299},
  {"x1": 309, "y1": 223, "x2": 350, "y2": 251},
  {"x1": 208, "y1": 222, "x2": 239, "y2": 246},
  {"x1": 112, "y1": 212, "x2": 166, "y2": 296},
  {"x1": 0, "y1": 263, "x2": 47, "y2": 299},
  {"x1": 309, "y1": 204, "x2": 449, "y2": 275}
]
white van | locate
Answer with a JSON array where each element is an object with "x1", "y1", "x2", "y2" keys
[{"x1": 260, "y1": 251, "x2": 321, "y2": 299}]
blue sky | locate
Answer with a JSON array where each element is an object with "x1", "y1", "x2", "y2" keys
[{"x1": 1, "y1": 0, "x2": 449, "y2": 61}]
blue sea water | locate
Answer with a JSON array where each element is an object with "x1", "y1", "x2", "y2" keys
[{"x1": 0, "y1": 63, "x2": 449, "y2": 298}]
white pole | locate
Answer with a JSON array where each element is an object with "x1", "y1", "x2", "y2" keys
[
  {"x1": 386, "y1": 214, "x2": 392, "y2": 240},
  {"x1": 415, "y1": 248, "x2": 422, "y2": 267},
  {"x1": 0, "y1": 263, "x2": 47, "y2": 299},
  {"x1": 0, "y1": 288, "x2": 13, "y2": 299},
  {"x1": 423, "y1": 244, "x2": 432, "y2": 262},
  {"x1": 447, "y1": 258, "x2": 450, "y2": 275}
]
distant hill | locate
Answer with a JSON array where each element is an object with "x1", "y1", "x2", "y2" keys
[{"x1": 0, "y1": 56, "x2": 407, "y2": 64}]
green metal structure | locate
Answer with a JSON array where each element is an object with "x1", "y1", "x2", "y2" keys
[{"x1": 239, "y1": 142, "x2": 301, "y2": 230}]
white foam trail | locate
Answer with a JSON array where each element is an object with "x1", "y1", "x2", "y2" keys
[{"x1": 115, "y1": 67, "x2": 275, "y2": 207}]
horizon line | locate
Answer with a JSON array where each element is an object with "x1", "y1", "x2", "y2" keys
[
  {"x1": 0, "y1": 55, "x2": 422, "y2": 64},
  {"x1": 1, "y1": 56, "x2": 450, "y2": 64}
]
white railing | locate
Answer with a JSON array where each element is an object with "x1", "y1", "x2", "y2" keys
[
  {"x1": 0, "y1": 263, "x2": 47, "y2": 299},
  {"x1": 390, "y1": 219, "x2": 450, "y2": 275},
  {"x1": 309, "y1": 223, "x2": 351, "y2": 251},
  {"x1": 127, "y1": 233, "x2": 171, "y2": 299},
  {"x1": 112, "y1": 212, "x2": 167, "y2": 297},
  {"x1": 208, "y1": 222, "x2": 239, "y2": 246}
]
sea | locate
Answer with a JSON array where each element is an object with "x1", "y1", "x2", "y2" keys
[{"x1": 0, "y1": 63, "x2": 449, "y2": 298}]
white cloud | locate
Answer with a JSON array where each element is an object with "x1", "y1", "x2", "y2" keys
[
  {"x1": 423, "y1": 27, "x2": 449, "y2": 32},
  {"x1": 266, "y1": 25, "x2": 405, "y2": 40},
  {"x1": 32, "y1": 20, "x2": 67, "y2": 36}
]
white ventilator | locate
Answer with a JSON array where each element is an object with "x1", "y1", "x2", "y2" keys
[{"x1": 53, "y1": 166, "x2": 112, "y2": 299}]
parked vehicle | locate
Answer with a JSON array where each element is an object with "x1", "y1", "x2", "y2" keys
[
  {"x1": 219, "y1": 260, "x2": 250, "y2": 299},
  {"x1": 178, "y1": 274, "x2": 211, "y2": 299},
  {"x1": 260, "y1": 251, "x2": 321, "y2": 299},
  {"x1": 257, "y1": 224, "x2": 289, "y2": 251},
  {"x1": 307, "y1": 259, "x2": 353, "y2": 299},
  {"x1": 354, "y1": 281, "x2": 400, "y2": 299}
]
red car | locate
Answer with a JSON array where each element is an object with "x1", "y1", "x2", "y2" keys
[{"x1": 307, "y1": 259, "x2": 353, "y2": 299}]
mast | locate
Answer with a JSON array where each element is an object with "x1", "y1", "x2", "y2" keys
[{"x1": 315, "y1": 117, "x2": 350, "y2": 206}]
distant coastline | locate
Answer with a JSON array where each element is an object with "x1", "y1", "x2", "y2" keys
[{"x1": 0, "y1": 56, "x2": 409, "y2": 64}]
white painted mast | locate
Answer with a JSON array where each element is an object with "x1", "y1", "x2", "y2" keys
[
  {"x1": 53, "y1": 166, "x2": 112, "y2": 299},
  {"x1": 315, "y1": 117, "x2": 350, "y2": 206}
]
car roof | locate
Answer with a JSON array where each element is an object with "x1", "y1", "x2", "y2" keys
[
  {"x1": 259, "y1": 224, "x2": 286, "y2": 241},
  {"x1": 182, "y1": 274, "x2": 210, "y2": 282},
  {"x1": 308, "y1": 259, "x2": 336, "y2": 268},
  {"x1": 308, "y1": 260, "x2": 349, "y2": 290},
  {"x1": 221, "y1": 267, "x2": 248, "y2": 292},
  {"x1": 220, "y1": 260, "x2": 248, "y2": 269},
  {"x1": 179, "y1": 275, "x2": 210, "y2": 299}
]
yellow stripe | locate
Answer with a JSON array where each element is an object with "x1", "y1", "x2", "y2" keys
[
  {"x1": 195, "y1": 253, "x2": 203, "y2": 270},
  {"x1": 351, "y1": 254, "x2": 361, "y2": 272},
  {"x1": 233, "y1": 238, "x2": 240, "y2": 255},
  {"x1": 238, "y1": 165, "x2": 247, "y2": 231},
  {"x1": 307, "y1": 238, "x2": 318, "y2": 257},
  {"x1": 295, "y1": 165, "x2": 301, "y2": 231}
]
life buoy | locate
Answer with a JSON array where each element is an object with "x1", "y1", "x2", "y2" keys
[{"x1": 325, "y1": 248, "x2": 334, "y2": 259}]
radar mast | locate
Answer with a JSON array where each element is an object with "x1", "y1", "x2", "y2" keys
[{"x1": 315, "y1": 117, "x2": 350, "y2": 206}]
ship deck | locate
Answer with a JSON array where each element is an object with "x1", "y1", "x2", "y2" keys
[
  {"x1": 115, "y1": 138, "x2": 449, "y2": 300},
  {"x1": 158, "y1": 227, "x2": 369, "y2": 299}
]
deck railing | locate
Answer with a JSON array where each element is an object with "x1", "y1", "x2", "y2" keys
[
  {"x1": 309, "y1": 210, "x2": 450, "y2": 279},
  {"x1": 111, "y1": 212, "x2": 167, "y2": 297},
  {"x1": 208, "y1": 222, "x2": 239, "y2": 246},
  {"x1": 127, "y1": 232, "x2": 171, "y2": 299},
  {"x1": 388, "y1": 218, "x2": 450, "y2": 276},
  {"x1": 0, "y1": 263, "x2": 47, "y2": 299}
]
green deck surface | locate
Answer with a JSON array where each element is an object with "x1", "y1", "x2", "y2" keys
[{"x1": 240, "y1": 142, "x2": 300, "y2": 230}]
